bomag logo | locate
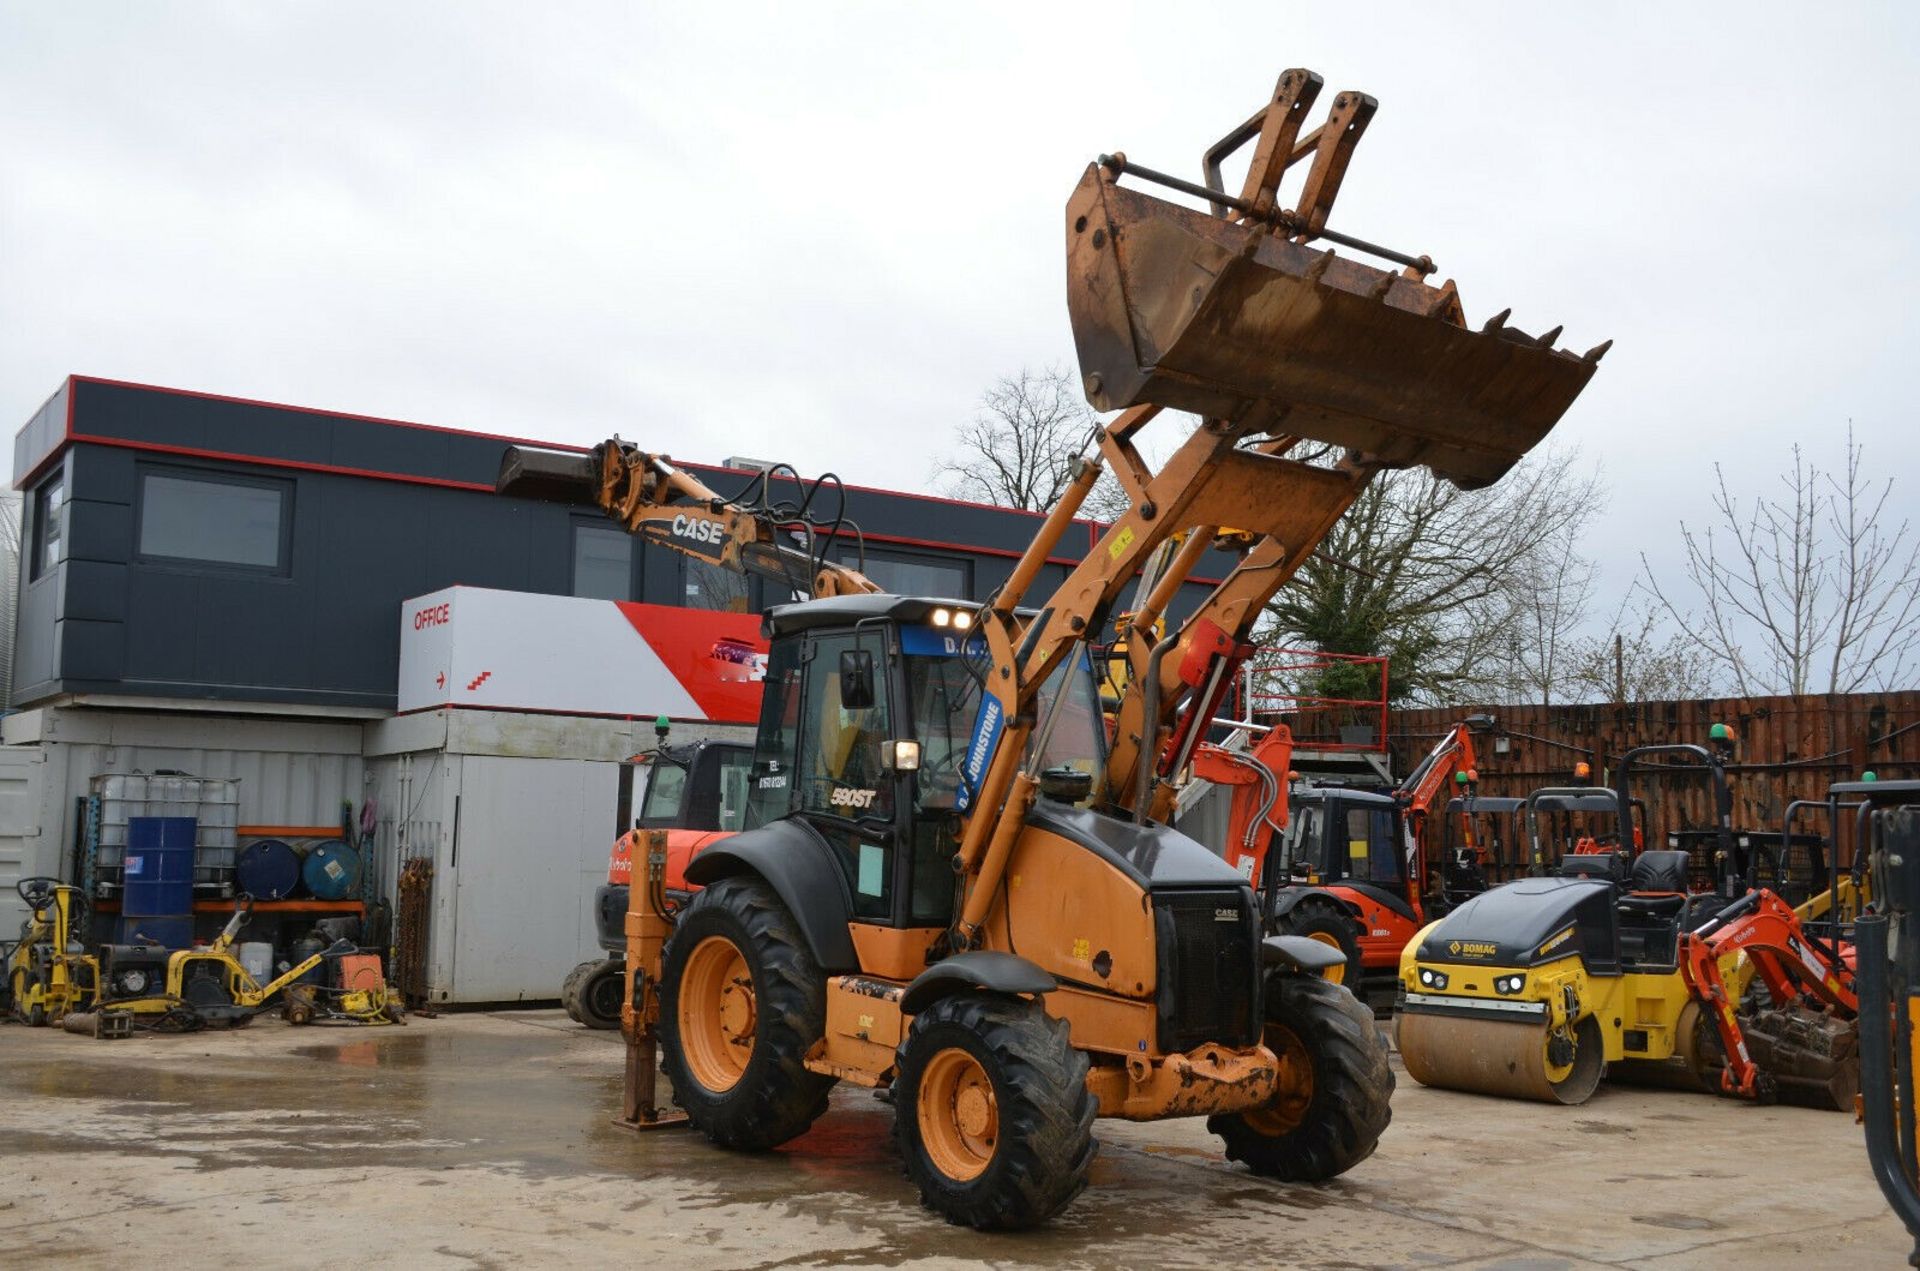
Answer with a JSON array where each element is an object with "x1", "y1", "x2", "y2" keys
[
  {"x1": 670, "y1": 514, "x2": 726, "y2": 546},
  {"x1": 829, "y1": 787, "x2": 878, "y2": 810},
  {"x1": 1447, "y1": 940, "x2": 1498, "y2": 959}
]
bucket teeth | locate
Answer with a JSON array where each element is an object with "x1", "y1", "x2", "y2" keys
[
  {"x1": 1534, "y1": 325, "x2": 1563, "y2": 348},
  {"x1": 1065, "y1": 167, "x2": 1600, "y2": 489},
  {"x1": 1583, "y1": 339, "x2": 1614, "y2": 365},
  {"x1": 1480, "y1": 308, "x2": 1511, "y2": 334}
]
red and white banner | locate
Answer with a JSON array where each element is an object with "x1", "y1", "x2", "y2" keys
[{"x1": 398, "y1": 586, "x2": 767, "y2": 722}]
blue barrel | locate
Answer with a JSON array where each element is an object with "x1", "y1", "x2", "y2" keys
[
  {"x1": 123, "y1": 816, "x2": 196, "y2": 917},
  {"x1": 302, "y1": 840, "x2": 362, "y2": 901},
  {"x1": 237, "y1": 838, "x2": 304, "y2": 900}
]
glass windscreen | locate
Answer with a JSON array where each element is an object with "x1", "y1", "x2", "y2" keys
[{"x1": 904, "y1": 626, "x2": 1106, "y2": 812}]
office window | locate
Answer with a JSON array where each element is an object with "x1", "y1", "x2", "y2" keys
[
  {"x1": 837, "y1": 545, "x2": 971, "y2": 600},
  {"x1": 137, "y1": 470, "x2": 289, "y2": 571},
  {"x1": 30, "y1": 476, "x2": 63, "y2": 580},
  {"x1": 573, "y1": 524, "x2": 633, "y2": 600},
  {"x1": 684, "y1": 558, "x2": 750, "y2": 612}
]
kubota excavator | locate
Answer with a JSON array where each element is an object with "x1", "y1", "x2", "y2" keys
[
  {"x1": 503, "y1": 65, "x2": 1602, "y2": 1228},
  {"x1": 1193, "y1": 716, "x2": 1494, "y2": 985}
]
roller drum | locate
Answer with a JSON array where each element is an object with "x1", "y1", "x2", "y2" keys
[{"x1": 1395, "y1": 1011, "x2": 1602, "y2": 1105}]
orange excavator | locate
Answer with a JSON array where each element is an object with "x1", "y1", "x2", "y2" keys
[{"x1": 1193, "y1": 716, "x2": 1492, "y2": 984}]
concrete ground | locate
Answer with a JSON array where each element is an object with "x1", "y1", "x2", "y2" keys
[{"x1": 0, "y1": 1010, "x2": 1907, "y2": 1270}]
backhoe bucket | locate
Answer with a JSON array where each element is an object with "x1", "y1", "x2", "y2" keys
[{"x1": 1066, "y1": 167, "x2": 1601, "y2": 489}]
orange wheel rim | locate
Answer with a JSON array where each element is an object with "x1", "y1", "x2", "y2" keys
[
  {"x1": 1306, "y1": 932, "x2": 1347, "y2": 985},
  {"x1": 1244, "y1": 1022, "x2": 1313, "y2": 1135},
  {"x1": 678, "y1": 935, "x2": 755, "y2": 1092},
  {"x1": 917, "y1": 1047, "x2": 999, "y2": 1181}
]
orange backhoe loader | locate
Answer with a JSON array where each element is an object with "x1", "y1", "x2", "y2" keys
[{"x1": 504, "y1": 65, "x2": 1603, "y2": 1228}]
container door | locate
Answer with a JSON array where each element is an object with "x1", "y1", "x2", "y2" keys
[
  {"x1": 0, "y1": 748, "x2": 48, "y2": 938},
  {"x1": 447, "y1": 755, "x2": 617, "y2": 1002}
]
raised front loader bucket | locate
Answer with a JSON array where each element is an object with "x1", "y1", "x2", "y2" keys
[{"x1": 1067, "y1": 143, "x2": 1602, "y2": 491}]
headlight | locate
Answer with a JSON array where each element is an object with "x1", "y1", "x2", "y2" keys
[
  {"x1": 1416, "y1": 968, "x2": 1448, "y2": 990},
  {"x1": 1494, "y1": 974, "x2": 1526, "y2": 995}
]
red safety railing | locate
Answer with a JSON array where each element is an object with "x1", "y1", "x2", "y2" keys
[{"x1": 1239, "y1": 647, "x2": 1389, "y2": 753}]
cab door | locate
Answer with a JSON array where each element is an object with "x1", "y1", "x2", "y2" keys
[{"x1": 791, "y1": 629, "x2": 908, "y2": 923}]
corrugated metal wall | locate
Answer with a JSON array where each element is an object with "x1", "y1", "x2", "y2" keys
[
  {"x1": 8, "y1": 709, "x2": 370, "y2": 883},
  {"x1": 1389, "y1": 691, "x2": 1920, "y2": 841}
]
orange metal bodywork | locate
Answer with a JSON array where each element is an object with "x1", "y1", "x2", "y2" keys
[{"x1": 608, "y1": 826, "x2": 733, "y2": 893}]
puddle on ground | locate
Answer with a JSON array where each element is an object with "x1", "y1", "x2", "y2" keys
[{"x1": 4, "y1": 1019, "x2": 1424, "y2": 1267}]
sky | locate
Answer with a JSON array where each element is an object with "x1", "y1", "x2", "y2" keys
[{"x1": 3, "y1": 3, "x2": 1916, "y2": 633}]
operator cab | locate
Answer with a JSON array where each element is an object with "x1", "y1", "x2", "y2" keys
[
  {"x1": 634, "y1": 740, "x2": 754, "y2": 834},
  {"x1": 1279, "y1": 786, "x2": 1406, "y2": 904},
  {"x1": 747, "y1": 594, "x2": 1108, "y2": 932}
]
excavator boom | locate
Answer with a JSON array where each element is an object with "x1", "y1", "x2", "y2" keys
[{"x1": 497, "y1": 439, "x2": 881, "y2": 599}]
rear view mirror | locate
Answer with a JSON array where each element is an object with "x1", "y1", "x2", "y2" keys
[{"x1": 839, "y1": 649, "x2": 875, "y2": 711}]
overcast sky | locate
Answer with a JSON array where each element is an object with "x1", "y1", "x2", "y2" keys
[{"x1": 3, "y1": 3, "x2": 1916, "y2": 629}]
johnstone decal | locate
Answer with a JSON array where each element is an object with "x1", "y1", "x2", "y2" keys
[{"x1": 955, "y1": 697, "x2": 1005, "y2": 814}]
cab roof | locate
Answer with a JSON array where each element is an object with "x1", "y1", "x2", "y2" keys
[{"x1": 763, "y1": 594, "x2": 1023, "y2": 639}]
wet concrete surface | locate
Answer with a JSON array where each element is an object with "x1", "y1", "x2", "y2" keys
[{"x1": 0, "y1": 1010, "x2": 1908, "y2": 1269}]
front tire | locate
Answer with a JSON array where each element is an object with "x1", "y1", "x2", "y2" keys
[
  {"x1": 658, "y1": 875, "x2": 835, "y2": 1150},
  {"x1": 893, "y1": 994, "x2": 1096, "y2": 1230},
  {"x1": 563, "y1": 957, "x2": 624, "y2": 1030},
  {"x1": 1210, "y1": 973, "x2": 1393, "y2": 1180}
]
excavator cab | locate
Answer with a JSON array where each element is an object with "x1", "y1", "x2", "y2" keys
[{"x1": 1280, "y1": 789, "x2": 1405, "y2": 893}]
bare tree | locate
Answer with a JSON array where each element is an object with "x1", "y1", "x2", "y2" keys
[
  {"x1": 1560, "y1": 596, "x2": 1716, "y2": 704},
  {"x1": 1497, "y1": 519, "x2": 1597, "y2": 706},
  {"x1": 1640, "y1": 430, "x2": 1920, "y2": 695},
  {"x1": 1261, "y1": 445, "x2": 1604, "y2": 704},
  {"x1": 935, "y1": 366, "x2": 1099, "y2": 511}
]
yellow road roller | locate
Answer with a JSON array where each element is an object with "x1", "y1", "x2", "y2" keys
[{"x1": 1396, "y1": 741, "x2": 1860, "y2": 1107}]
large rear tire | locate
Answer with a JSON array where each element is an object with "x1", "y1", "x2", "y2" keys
[
  {"x1": 562, "y1": 957, "x2": 624, "y2": 1030},
  {"x1": 658, "y1": 876, "x2": 835, "y2": 1150},
  {"x1": 1210, "y1": 973, "x2": 1392, "y2": 1180},
  {"x1": 893, "y1": 994, "x2": 1096, "y2": 1230},
  {"x1": 1274, "y1": 903, "x2": 1363, "y2": 988}
]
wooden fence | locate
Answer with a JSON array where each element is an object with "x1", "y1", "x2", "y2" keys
[{"x1": 1388, "y1": 692, "x2": 1920, "y2": 860}]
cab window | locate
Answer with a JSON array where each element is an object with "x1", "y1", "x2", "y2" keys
[
  {"x1": 797, "y1": 631, "x2": 895, "y2": 919},
  {"x1": 798, "y1": 632, "x2": 893, "y2": 821},
  {"x1": 746, "y1": 639, "x2": 804, "y2": 828},
  {"x1": 715, "y1": 749, "x2": 753, "y2": 832},
  {"x1": 638, "y1": 762, "x2": 688, "y2": 825},
  {"x1": 1343, "y1": 806, "x2": 1403, "y2": 885}
]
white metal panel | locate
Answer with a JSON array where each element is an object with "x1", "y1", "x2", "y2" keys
[
  {"x1": 0, "y1": 747, "x2": 48, "y2": 935},
  {"x1": 395, "y1": 585, "x2": 762, "y2": 722},
  {"x1": 446, "y1": 754, "x2": 617, "y2": 1003}
]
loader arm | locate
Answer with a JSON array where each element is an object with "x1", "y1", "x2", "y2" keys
[
  {"x1": 497, "y1": 439, "x2": 881, "y2": 600},
  {"x1": 949, "y1": 69, "x2": 1604, "y2": 940}
]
